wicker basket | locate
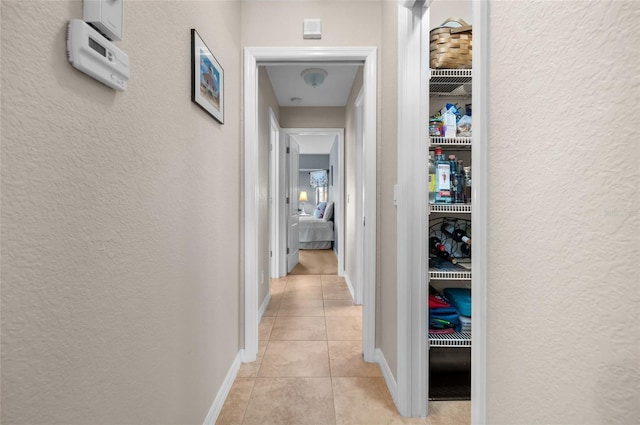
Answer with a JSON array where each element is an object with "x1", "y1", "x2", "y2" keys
[{"x1": 430, "y1": 18, "x2": 472, "y2": 69}]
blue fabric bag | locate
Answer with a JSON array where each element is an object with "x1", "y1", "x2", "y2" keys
[
  {"x1": 443, "y1": 288, "x2": 471, "y2": 317},
  {"x1": 429, "y1": 306, "x2": 461, "y2": 330}
]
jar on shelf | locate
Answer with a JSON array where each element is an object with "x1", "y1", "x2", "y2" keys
[{"x1": 429, "y1": 119, "x2": 443, "y2": 137}]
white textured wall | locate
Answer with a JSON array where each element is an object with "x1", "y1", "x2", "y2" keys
[
  {"x1": 488, "y1": 1, "x2": 640, "y2": 423},
  {"x1": 1, "y1": 1, "x2": 242, "y2": 423}
]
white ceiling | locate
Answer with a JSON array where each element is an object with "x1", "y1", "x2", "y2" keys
[
  {"x1": 265, "y1": 63, "x2": 361, "y2": 108},
  {"x1": 290, "y1": 133, "x2": 336, "y2": 155},
  {"x1": 265, "y1": 63, "x2": 361, "y2": 155}
]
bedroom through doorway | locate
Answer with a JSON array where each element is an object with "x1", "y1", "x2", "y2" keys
[{"x1": 243, "y1": 46, "x2": 377, "y2": 364}]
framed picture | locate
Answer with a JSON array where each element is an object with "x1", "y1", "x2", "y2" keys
[{"x1": 191, "y1": 29, "x2": 224, "y2": 124}]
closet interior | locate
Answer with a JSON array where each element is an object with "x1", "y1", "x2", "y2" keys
[{"x1": 425, "y1": 0, "x2": 473, "y2": 401}]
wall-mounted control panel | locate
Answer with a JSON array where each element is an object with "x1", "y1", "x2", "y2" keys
[
  {"x1": 303, "y1": 19, "x2": 322, "y2": 39},
  {"x1": 67, "y1": 19, "x2": 129, "y2": 91},
  {"x1": 83, "y1": 0, "x2": 123, "y2": 41}
]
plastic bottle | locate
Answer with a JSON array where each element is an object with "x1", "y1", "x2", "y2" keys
[
  {"x1": 434, "y1": 147, "x2": 452, "y2": 204},
  {"x1": 448, "y1": 155, "x2": 461, "y2": 204},
  {"x1": 463, "y1": 166, "x2": 472, "y2": 204},
  {"x1": 428, "y1": 152, "x2": 436, "y2": 204},
  {"x1": 454, "y1": 159, "x2": 465, "y2": 203},
  {"x1": 448, "y1": 155, "x2": 458, "y2": 175}
]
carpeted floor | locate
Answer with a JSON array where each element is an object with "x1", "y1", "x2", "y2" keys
[{"x1": 289, "y1": 249, "x2": 338, "y2": 275}]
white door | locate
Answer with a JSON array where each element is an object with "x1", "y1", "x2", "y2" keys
[{"x1": 286, "y1": 137, "x2": 300, "y2": 272}]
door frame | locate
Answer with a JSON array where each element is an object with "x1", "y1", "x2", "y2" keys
[
  {"x1": 470, "y1": 2, "x2": 489, "y2": 422},
  {"x1": 396, "y1": 4, "x2": 428, "y2": 416},
  {"x1": 353, "y1": 88, "x2": 365, "y2": 305},
  {"x1": 268, "y1": 108, "x2": 285, "y2": 278},
  {"x1": 243, "y1": 46, "x2": 378, "y2": 363},
  {"x1": 278, "y1": 128, "x2": 345, "y2": 279},
  {"x1": 396, "y1": 0, "x2": 488, "y2": 421}
]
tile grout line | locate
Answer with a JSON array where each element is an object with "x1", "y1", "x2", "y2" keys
[
  {"x1": 322, "y1": 274, "x2": 340, "y2": 425},
  {"x1": 238, "y1": 376, "x2": 257, "y2": 425}
]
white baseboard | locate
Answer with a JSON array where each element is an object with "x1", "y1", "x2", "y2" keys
[
  {"x1": 375, "y1": 348, "x2": 399, "y2": 407},
  {"x1": 258, "y1": 291, "x2": 271, "y2": 322},
  {"x1": 343, "y1": 272, "x2": 355, "y2": 301},
  {"x1": 203, "y1": 351, "x2": 242, "y2": 425}
]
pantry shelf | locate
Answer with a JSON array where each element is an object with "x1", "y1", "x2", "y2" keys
[
  {"x1": 429, "y1": 330, "x2": 472, "y2": 347},
  {"x1": 429, "y1": 269, "x2": 472, "y2": 280},
  {"x1": 429, "y1": 136, "x2": 471, "y2": 146},
  {"x1": 430, "y1": 203, "x2": 471, "y2": 213},
  {"x1": 429, "y1": 69, "x2": 472, "y2": 95}
]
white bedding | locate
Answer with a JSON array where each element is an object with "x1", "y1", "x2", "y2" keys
[
  {"x1": 299, "y1": 215, "x2": 334, "y2": 244},
  {"x1": 300, "y1": 241, "x2": 332, "y2": 249}
]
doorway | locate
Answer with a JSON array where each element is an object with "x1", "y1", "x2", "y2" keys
[
  {"x1": 272, "y1": 128, "x2": 345, "y2": 280},
  {"x1": 243, "y1": 47, "x2": 378, "y2": 364}
]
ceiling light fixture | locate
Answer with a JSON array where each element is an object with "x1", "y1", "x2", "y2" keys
[
  {"x1": 301, "y1": 68, "x2": 328, "y2": 88},
  {"x1": 290, "y1": 97, "x2": 303, "y2": 105}
]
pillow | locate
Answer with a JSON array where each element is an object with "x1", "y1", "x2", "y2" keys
[
  {"x1": 323, "y1": 202, "x2": 334, "y2": 222},
  {"x1": 313, "y1": 202, "x2": 327, "y2": 219}
]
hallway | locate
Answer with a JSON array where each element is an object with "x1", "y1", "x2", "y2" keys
[{"x1": 216, "y1": 252, "x2": 470, "y2": 424}]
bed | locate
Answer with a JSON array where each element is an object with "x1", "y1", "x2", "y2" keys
[{"x1": 299, "y1": 202, "x2": 334, "y2": 250}]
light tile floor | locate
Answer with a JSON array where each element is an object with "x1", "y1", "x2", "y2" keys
[{"x1": 217, "y1": 274, "x2": 470, "y2": 425}]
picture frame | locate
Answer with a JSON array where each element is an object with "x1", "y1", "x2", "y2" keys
[{"x1": 191, "y1": 29, "x2": 224, "y2": 124}]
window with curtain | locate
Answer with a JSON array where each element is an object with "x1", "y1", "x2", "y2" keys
[
  {"x1": 310, "y1": 170, "x2": 328, "y2": 204},
  {"x1": 310, "y1": 170, "x2": 328, "y2": 187},
  {"x1": 316, "y1": 186, "x2": 327, "y2": 203}
]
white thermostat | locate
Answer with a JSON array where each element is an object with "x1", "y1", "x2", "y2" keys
[{"x1": 67, "y1": 19, "x2": 129, "y2": 91}]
